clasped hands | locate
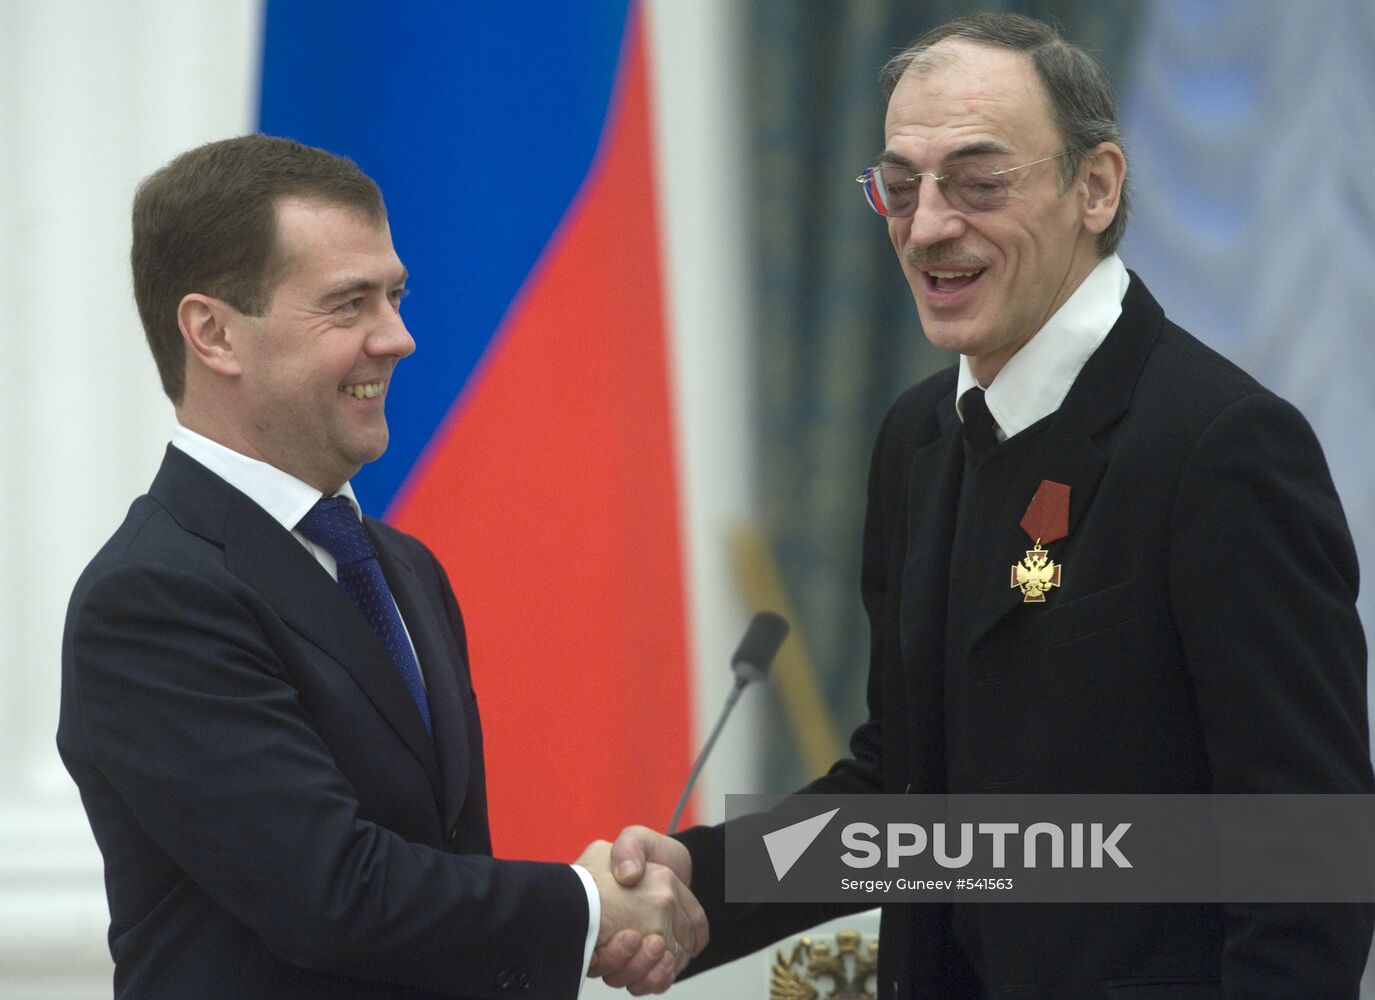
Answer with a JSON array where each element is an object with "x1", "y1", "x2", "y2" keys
[{"x1": 576, "y1": 826, "x2": 707, "y2": 995}]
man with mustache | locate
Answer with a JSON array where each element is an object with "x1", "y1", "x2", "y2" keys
[{"x1": 595, "y1": 12, "x2": 1373, "y2": 998}]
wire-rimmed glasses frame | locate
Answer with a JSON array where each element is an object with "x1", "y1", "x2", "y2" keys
[{"x1": 855, "y1": 151, "x2": 1070, "y2": 217}]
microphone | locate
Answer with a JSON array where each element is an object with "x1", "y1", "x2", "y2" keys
[{"x1": 668, "y1": 612, "x2": 789, "y2": 834}]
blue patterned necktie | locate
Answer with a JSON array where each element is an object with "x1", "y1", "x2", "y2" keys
[{"x1": 296, "y1": 496, "x2": 431, "y2": 733}]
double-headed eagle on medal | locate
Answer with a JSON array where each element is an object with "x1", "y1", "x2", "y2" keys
[{"x1": 1011, "y1": 540, "x2": 1062, "y2": 602}]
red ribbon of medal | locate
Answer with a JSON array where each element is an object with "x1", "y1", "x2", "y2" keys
[
  {"x1": 1011, "y1": 480, "x2": 1070, "y2": 603},
  {"x1": 1020, "y1": 480, "x2": 1070, "y2": 546}
]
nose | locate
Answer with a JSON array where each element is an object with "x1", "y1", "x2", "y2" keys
[
  {"x1": 368, "y1": 308, "x2": 416, "y2": 361},
  {"x1": 902, "y1": 179, "x2": 966, "y2": 249}
]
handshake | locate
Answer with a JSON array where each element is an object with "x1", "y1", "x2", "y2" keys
[{"x1": 576, "y1": 826, "x2": 708, "y2": 996}]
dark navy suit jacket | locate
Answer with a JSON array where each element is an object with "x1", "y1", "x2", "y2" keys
[{"x1": 59, "y1": 447, "x2": 587, "y2": 999}]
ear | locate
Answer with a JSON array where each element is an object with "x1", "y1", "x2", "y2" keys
[
  {"x1": 1079, "y1": 141, "x2": 1126, "y2": 237},
  {"x1": 178, "y1": 293, "x2": 244, "y2": 379}
]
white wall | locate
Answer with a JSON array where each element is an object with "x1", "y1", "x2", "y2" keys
[{"x1": 0, "y1": 2, "x2": 261, "y2": 995}]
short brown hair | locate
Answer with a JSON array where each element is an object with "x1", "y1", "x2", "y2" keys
[
  {"x1": 131, "y1": 134, "x2": 386, "y2": 403},
  {"x1": 882, "y1": 13, "x2": 1130, "y2": 257}
]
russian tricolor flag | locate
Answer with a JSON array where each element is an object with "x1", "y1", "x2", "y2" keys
[{"x1": 259, "y1": 1, "x2": 720, "y2": 861}]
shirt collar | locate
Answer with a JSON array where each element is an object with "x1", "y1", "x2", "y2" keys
[
  {"x1": 170, "y1": 424, "x2": 362, "y2": 530},
  {"x1": 956, "y1": 254, "x2": 1129, "y2": 440}
]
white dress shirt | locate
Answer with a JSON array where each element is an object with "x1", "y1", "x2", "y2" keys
[
  {"x1": 956, "y1": 254, "x2": 1131, "y2": 439},
  {"x1": 169, "y1": 424, "x2": 599, "y2": 987},
  {"x1": 170, "y1": 424, "x2": 427, "y2": 683}
]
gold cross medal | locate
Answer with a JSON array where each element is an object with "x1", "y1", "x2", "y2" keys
[
  {"x1": 1012, "y1": 541, "x2": 1061, "y2": 602},
  {"x1": 1011, "y1": 480, "x2": 1070, "y2": 604}
]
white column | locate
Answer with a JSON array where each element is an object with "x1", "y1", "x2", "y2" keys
[
  {"x1": 0, "y1": 2, "x2": 259, "y2": 995},
  {"x1": 645, "y1": 0, "x2": 761, "y2": 826}
]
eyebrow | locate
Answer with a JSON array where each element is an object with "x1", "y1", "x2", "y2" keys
[
  {"x1": 316, "y1": 269, "x2": 409, "y2": 307},
  {"x1": 877, "y1": 140, "x2": 1017, "y2": 171}
]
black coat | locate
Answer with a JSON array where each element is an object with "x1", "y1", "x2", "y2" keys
[{"x1": 679, "y1": 275, "x2": 1374, "y2": 999}]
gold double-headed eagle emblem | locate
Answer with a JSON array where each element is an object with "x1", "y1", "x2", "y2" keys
[
  {"x1": 770, "y1": 930, "x2": 877, "y2": 1000},
  {"x1": 1011, "y1": 540, "x2": 1061, "y2": 603},
  {"x1": 1012, "y1": 480, "x2": 1070, "y2": 604}
]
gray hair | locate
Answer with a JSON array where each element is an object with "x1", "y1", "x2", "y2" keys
[{"x1": 881, "y1": 13, "x2": 1129, "y2": 257}]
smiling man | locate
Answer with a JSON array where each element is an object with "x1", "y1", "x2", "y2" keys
[
  {"x1": 599, "y1": 13, "x2": 1373, "y2": 999},
  {"x1": 57, "y1": 135, "x2": 705, "y2": 1000}
]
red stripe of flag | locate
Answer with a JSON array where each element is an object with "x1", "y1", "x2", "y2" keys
[{"x1": 391, "y1": 5, "x2": 693, "y2": 862}]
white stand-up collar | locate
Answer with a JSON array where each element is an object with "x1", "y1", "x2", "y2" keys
[{"x1": 956, "y1": 254, "x2": 1130, "y2": 440}]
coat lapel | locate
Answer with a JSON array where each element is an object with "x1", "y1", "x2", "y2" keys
[
  {"x1": 896, "y1": 394, "x2": 966, "y2": 792},
  {"x1": 151, "y1": 449, "x2": 443, "y2": 796},
  {"x1": 371, "y1": 528, "x2": 470, "y2": 830},
  {"x1": 898, "y1": 391, "x2": 964, "y2": 679},
  {"x1": 961, "y1": 421, "x2": 1109, "y2": 650},
  {"x1": 963, "y1": 274, "x2": 1166, "y2": 650}
]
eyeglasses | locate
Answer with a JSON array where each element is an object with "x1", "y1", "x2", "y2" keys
[{"x1": 855, "y1": 151, "x2": 1069, "y2": 217}]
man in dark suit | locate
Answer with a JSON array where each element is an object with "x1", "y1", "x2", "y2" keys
[
  {"x1": 58, "y1": 134, "x2": 704, "y2": 999},
  {"x1": 594, "y1": 13, "x2": 1374, "y2": 999}
]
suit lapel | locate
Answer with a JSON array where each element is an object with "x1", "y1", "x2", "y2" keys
[
  {"x1": 894, "y1": 391, "x2": 964, "y2": 792},
  {"x1": 371, "y1": 528, "x2": 470, "y2": 829},
  {"x1": 151, "y1": 449, "x2": 443, "y2": 795},
  {"x1": 962, "y1": 422, "x2": 1108, "y2": 649},
  {"x1": 898, "y1": 391, "x2": 964, "y2": 676},
  {"x1": 963, "y1": 274, "x2": 1165, "y2": 649}
]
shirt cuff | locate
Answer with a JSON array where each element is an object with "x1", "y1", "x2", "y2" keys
[{"x1": 570, "y1": 864, "x2": 600, "y2": 992}]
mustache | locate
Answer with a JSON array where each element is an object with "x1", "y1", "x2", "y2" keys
[{"x1": 906, "y1": 245, "x2": 990, "y2": 271}]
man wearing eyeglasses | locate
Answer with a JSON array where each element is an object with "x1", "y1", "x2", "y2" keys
[{"x1": 594, "y1": 11, "x2": 1373, "y2": 999}]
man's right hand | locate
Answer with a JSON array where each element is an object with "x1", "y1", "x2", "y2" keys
[{"x1": 577, "y1": 836, "x2": 707, "y2": 995}]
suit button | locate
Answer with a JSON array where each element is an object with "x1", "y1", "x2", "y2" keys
[
  {"x1": 519, "y1": 973, "x2": 532, "y2": 989},
  {"x1": 448, "y1": 825, "x2": 458, "y2": 844},
  {"x1": 496, "y1": 970, "x2": 511, "y2": 989}
]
